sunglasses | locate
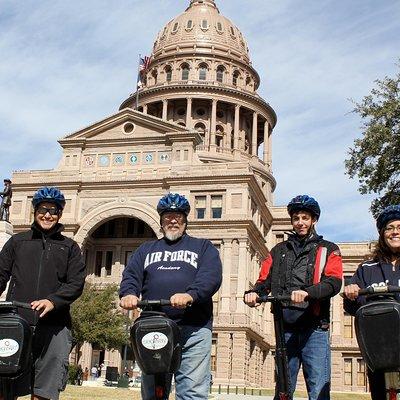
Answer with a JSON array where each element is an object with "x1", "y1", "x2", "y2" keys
[{"x1": 36, "y1": 206, "x2": 60, "y2": 216}]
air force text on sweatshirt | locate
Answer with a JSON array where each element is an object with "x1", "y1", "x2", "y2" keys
[{"x1": 120, "y1": 234, "x2": 222, "y2": 329}]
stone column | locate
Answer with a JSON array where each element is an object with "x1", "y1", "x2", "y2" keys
[
  {"x1": 186, "y1": 97, "x2": 192, "y2": 129},
  {"x1": 143, "y1": 104, "x2": 148, "y2": 114},
  {"x1": 210, "y1": 99, "x2": 217, "y2": 146},
  {"x1": 331, "y1": 294, "x2": 342, "y2": 336},
  {"x1": 234, "y1": 105, "x2": 240, "y2": 149},
  {"x1": 79, "y1": 342, "x2": 93, "y2": 369},
  {"x1": 263, "y1": 120, "x2": 269, "y2": 164},
  {"x1": 162, "y1": 99, "x2": 168, "y2": 120},
  {"x1": 252, "y1": 112, "x2": 258, "y2": 156},
  {"x1": 220, "y1": 240, "x2": 232, "y2": 317},
  {"x1": 235, "y1": 239, "x2": 248, "y2": 315}
]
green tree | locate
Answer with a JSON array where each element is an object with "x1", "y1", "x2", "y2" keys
[
  {"x1": 70, "y1": 283, "x2": 130, "y2": 363},
  {"x1": 345, "y1": 62, "x2": 400, "y2": 216}
]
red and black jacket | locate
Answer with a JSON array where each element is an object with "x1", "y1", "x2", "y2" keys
[{"x1": 254, "y1": 233, "x2": 343, "y2": 329}]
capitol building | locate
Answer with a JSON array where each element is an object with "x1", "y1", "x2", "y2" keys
[{"x1": 1, "y1": 0, "x2": 372, "y2": 393}]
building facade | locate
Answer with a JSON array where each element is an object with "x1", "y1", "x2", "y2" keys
[{"x1": 2, "y1": 0, "x2": 370, "y2": 392}]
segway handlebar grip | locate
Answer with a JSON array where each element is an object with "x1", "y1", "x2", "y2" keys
[
  {"x1": 358, "y1": 285, "x2": 400, "y2": 296},
  {"x1": 12, "y1": 301, "x2": 33, "y2": 309},
  {"x1": 257, "y1": 294, "x2": 293, "y2": 303},
  {"x1": 137, "y1": 299, "x2": 172, "y2": 307},
  {"x1": 0, "y1": 301, "x2": 32, "y2": 310}
]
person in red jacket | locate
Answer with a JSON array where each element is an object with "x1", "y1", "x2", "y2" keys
[{"x1": 244, "y1": 195, "x2": 343, "y2": 400}]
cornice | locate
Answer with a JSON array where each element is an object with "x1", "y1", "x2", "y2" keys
[{"x1": 120, "y1": 84, "x2": 277, "y2": 126}]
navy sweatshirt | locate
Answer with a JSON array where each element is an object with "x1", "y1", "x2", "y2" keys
[
  {"x1": 344, "y1": 259, "x2": 400, "y2": 316},
  {"x1": 120, "y1": 234, "x2": 222, "y2": 329}
]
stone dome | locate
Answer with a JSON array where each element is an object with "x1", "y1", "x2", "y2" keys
[{"x1": 152, "y1": 0, "x2": 250, "y2": 64}]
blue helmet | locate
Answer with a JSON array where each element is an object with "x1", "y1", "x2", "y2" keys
[
  {"x1": 32, "y1": 187, "x2": 66, "y2": 210},
  {"x1": 157, "y1": 193, "x2": 190, "y2": 216},
  {"x1": 376, "y1": 205, "x2": 400, "y2": 231},
  {"x1": 287, "y1": 195, "x2": 321, "y2": 220}
]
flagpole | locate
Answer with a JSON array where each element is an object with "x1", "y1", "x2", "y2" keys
[{"x1": 136, "y1": 54, "x2": 141, "y2": 110}]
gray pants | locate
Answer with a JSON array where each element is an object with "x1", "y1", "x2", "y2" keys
[{"x1": 0, "y1": 324, "x2": 72, "y2": 400}]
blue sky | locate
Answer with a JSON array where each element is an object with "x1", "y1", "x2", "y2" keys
[{"x1": 0, "y1": 0, "x2": 399, "y2": 242}]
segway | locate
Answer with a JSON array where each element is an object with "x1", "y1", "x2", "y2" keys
[
  {"x1": 354, "y1": 285, "x2": 400, "y2": 400},
  {"x1": 130, "y1": 300, "x2": 181, "y2": 400},
  {"x1": 258, "y1": 294, "x2": 292, "y2": 400},
  {"x1": 0, "y1": 301, "x2": 33, "y2": 400}
]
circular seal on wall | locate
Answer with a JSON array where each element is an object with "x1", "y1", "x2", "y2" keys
[{"x1": 85, "y1": 156, "x2": 94, "y2": 166}]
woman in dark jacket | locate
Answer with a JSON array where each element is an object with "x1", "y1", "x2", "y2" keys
[{"x1": 344, "y1": 205, "x2": 400, "y2": 400}]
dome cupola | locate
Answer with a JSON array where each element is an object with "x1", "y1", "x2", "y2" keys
[{"x1": 152, "y1": 0, "x2": 250, "y2": 64}]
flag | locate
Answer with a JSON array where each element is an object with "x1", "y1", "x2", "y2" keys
[
  {"x1": 137, "y1": 56, "x2": 151, "y2": 89},
  {"x1": 140, "y1": 56, "x2": 151, "y2": 72}
]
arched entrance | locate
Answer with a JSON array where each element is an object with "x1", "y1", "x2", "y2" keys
[
  {"x1": 75, "y1": 207, "x2": 159, "y2": 374},
  {"x1": 84, "y1": 216, "x2": 156, "y2": 282}
]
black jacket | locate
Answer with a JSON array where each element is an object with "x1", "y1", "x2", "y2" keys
[
  {"x1": 0, "y1": 223, "x2": 86, "y2": 326},
  {"x1": 254, "y1": 233, "x2": 343, "y2": 329},
  {"x1": 343, "y1": 259, "x2": 400, "y2": 316}
]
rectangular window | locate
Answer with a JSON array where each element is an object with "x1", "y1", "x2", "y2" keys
[
  {"x1": 211, "y1": 195, "x2": 222, "y2": 219},
  {"x1": 195, "y1": 196, "x2": 206, "y2": 219},
  {"x1": 211, "y1": 333, "x2": 217, "y2": 372},
  {"x1": 357, "y1": 358, "x2": 366, "y2": 387},
  {"x1": 344, "y1": 358, "x2": 352, "y2": 386},
  {"x1": 105, "y1": 251, "x2": 113, "y2": 276},
  {"x1": 95, "y1": 251, "x2": 102, "y2": 277},
  {"x1": 343, "y1": 312, "x2": 354, "y2": 338},
  {"x1": 125, "y1": 251, "x2": 133, "y2": 266}
]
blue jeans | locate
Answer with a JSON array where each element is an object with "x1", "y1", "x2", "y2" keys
[
  {"x1": 141, "y1": 325, "x2": 212, "y2": 400},
  {"x1": 275, "y1": 328, "x2": 331, "y2": 400}
]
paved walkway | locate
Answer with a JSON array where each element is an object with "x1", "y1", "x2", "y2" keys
[{"x1": 213, "y1": 395, "x2": 307, "y2": 400}]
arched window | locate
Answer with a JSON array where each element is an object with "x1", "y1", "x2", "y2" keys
[
  {"x1": 187, "y1": 20, "x2": 193, "y2": 30},
  {"x1": 181, "y1": 64, "x2": 190, "y2": 80},
  {"x1": 233, "y1": 70, "x2": 240, "y2": 87},
  {"x1": 172, "y1": 22, "x2": 179, "y2": 33},
  {"x1": 201, "y1": 19, "x2": 209, "y2": 30},
  {"x1": 195, "y1": 122, "x2": 206, "y2": 133},
  {"x1": 216, "y1": 66, "x2": 225, "y2": 83},
  {"x1": 216, "y1": 21, "x2": 223, "y2": 32},
  {"x1": 198, "y1": 63, "x2": 208, "y2": 80},
  {"x1": 165, "y1": 66, "x2": 172, "y2": 82},
  {"x1": 230, "y1": 26, "x2": 236, "y2": 36}
]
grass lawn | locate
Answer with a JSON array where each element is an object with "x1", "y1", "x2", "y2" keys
[{"x1": 19, "y1": 385, "x2": 370, "y2": 400}]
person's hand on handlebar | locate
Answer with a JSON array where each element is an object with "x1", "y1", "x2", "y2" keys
[
  {"x1": 170, "y1": 293, "x2": 193, "y2": 309},
  {"x1": 120, "y1": 295, "x2": 139, "y2": 310},
  {"x1": 291, "y1": 290, "x2": 308, "y2": 304},
  {"x1": 31, "y1": 299, "x2": 55, "y2": 318},
  {"x1": 343, "y1": 284, "x2": 361, "y2": 300},
  {"x1": 244, "y1": 291, "x2": 261, "y2": 307}
]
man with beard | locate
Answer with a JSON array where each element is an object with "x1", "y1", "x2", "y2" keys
[
  {"x1": 119, "y1": 193, "x2": 222, "y2": 400},
  {"x1": 244, "y1": 195, "x2": 343, "y2": 400}
]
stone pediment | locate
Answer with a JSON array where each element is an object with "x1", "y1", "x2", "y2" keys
[{"x1": 58, "y1": 108, "x2": 189, "y2": 148}]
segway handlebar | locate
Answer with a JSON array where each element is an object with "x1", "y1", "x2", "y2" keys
[
  {"x1": 257, "y1": 294, "x2": 293, "y2": 303},
  {"x1": 0, "y1": 301, "x2": 32, "y2": 310},
  {"x1": 358, "y1": 285, "x2": 400, "y2": 296},
  {"x1": 137, "y1": 300, "x2": 172, "y2": 307}
]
